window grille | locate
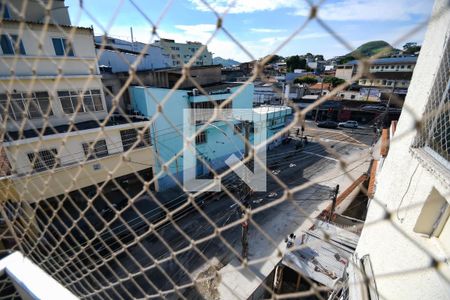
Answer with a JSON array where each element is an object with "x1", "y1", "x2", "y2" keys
[
  {"x1": 57, "y1": 90, "x2": 104, "y2": 114},
  {"x1": 0, "y1": 92, "x2": 52, "y2": 120},
  {"x1": 413, "y1": 38, "x2": 450, "y2": 165},
  {"x1": 82, "y1": 140, "x2": 109, "y2": 160},
  {"x1": 27, "y1": 149, "x2": 58, "y2": 172},
  {"x1": 120, "y1": 127, "x2": 151, "y2": 151},
  {"x1": 195, "y1": 131, "x2": 207, "y2": 144}
]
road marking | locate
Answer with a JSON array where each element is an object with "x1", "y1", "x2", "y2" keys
[
  {"x1": 303, "y1": 151, "x2": 339, "y2": 162},
  {"x1": 305, "y1": 136, "x2": 366, "y2": 147}
]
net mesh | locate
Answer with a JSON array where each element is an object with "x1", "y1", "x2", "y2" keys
[{"x1": 0, "y1": 0, "x2": 449, "y2": 299}]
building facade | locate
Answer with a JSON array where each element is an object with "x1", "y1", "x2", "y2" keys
[
  {"x1": 153, "y1": 38, "x2": 213, "y2": 67},
  {"x1": 94, "y1": 35, "x2": 171, "y2": 71},
  {"x1": 130, "y1": 83, "x2": 292, "y2": 190},
  {"x1": 349, "y1": 1, "x2": 450, "y2": 298},
  {"x1": 0, "y1": 1, "x2": 157, "y2": 207}
]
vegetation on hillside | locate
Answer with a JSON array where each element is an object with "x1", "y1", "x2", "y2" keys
[
  {"x1": 337, "y1": 40, "x2": 397, "y2": 64},
  {"x1": 294, "y1": 76, "x2": 318, "y2": 85}
]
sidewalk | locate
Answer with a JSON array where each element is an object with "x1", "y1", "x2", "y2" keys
[{"x1": 217, "y1": 149, "x2": 371, "y2": 299}]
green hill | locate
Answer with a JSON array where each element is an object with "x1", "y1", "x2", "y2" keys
[
  {"x1": 338, "y1": 41, "x2": 398, "y2": 64},
  {"x1": 213, "y1": 57, "x2": 240, "y2": 67}
]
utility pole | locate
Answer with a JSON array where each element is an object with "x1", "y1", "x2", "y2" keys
[
  {"x1": 240, "y1": 120, "x2": 252, "y2": 260},
  {"x1": 328, "y1": 184, "x2": 339, "y2": 222},
  {"x1": 314, "y1": 76, "x2": 323, "y2": 122},
  {"x1": 383, "y1": 81, "x2": 396, "y2": 129}
]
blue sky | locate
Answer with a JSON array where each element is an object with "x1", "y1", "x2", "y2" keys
[{"x1": 66, "y1": 0, "x2": 434, "y2": 61}]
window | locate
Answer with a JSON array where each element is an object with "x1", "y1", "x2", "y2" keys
[
  {"x1": 57, "y1": 90, "x2": 103, "y2": 114},
  {"x1": 27, "y1": 149, "x2": 59, "y2": 172},
  {"x1": 414, "y1": 188, "x2": 449, "y2": 238},
  {"x1": 52, "y1": 38, "x2": 74, "y2": 56},
  {"x1": 190, "y1": 99, "x2": 232, "y2": 109},
  {"x1": 120, "y1": 127, "x2": 151, "y2": 151},
  {"x1": 0, "y1": 92, "x2": 53, "y2": 120},
  {"x1": 195, "y1": 131, "x2": 207, "y2": 144},
  {"x1": 82, "y1": 140, "x2": 108, "y2": 160},
  {"x1": 412, "y1": 37, "x2": 450, "y2": 165},
  {"x1": 0, "y1": 34, "x2": 25, "y2": 55},
  {"x1": 0, "y1": 3, "x2": 10, "y2": 19}
]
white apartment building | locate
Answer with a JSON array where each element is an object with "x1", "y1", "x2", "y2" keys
[
  {"x1": 0, "y1": 1, "x2": 157, "y2": 205},
  {"x1": 94, "y1": 35, "x2": 171, "y2": 71},
  {"x1": 349, "y1": 0, "x2": 450, "y2": 299},
  {"x1": 153, "y1": 38, "x2": 213, "y2": 67}
]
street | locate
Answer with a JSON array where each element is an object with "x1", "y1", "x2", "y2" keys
[{"x1": 39, "y1": 122, "x2": 374, "y2": 299}]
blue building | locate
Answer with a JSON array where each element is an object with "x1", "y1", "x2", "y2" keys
[{"x1": 129, "y1": 83, "x2": 292, "y2": 190}]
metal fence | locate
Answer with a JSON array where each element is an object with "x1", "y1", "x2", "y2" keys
[{"x1": 0, "y1": 0, "x2": 449, "y2": 299}]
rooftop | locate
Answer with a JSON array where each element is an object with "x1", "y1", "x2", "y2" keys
[
  {"x1": 184, "y1": 82, "x2": 243, "y2": 94},
  {"x1": 252, "y1": 105, "x2": 292, "y2": 115},
  {"x1": 282, "y1": 221, "x2": 359, "y2": 289},
  {"x1": 2, "y1": 19, "x2": 92, "y2": 31},
  {"x1": 309, "y1": 83, "x2": 332, "y2": 90},
  {"x1": 345, "y1": 56, "x2": 418, "y2": 66}
]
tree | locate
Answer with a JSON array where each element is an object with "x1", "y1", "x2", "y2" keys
[
  {"x1": 266, "y1": 54, "x2": 284, "y2": 64},
  {"x1": 286, "y1": 55, "x2": 307, "y2": 72},
  {"x1": 305, "y1": 53, "x2": 314, "y2": 60},
  {"x1": 314, "y1": 54, "x2": 325, "y2": 61},
  {"x1": 294, "y1": 76, "x2": 318, "y2": 85},
  {"x1": 323, "y1": 76, "x2": 345, "y2": 87},
  {"x1": 402, "y1": 42, "x2": 421, "y2": 54}
]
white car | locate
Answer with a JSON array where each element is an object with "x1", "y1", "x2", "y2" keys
[{"x1": 338, "y1": 120, "x2": 359, "y2": 128}]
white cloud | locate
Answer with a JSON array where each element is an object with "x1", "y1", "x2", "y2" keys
[
  {"x1": 295, "y1": 32, "x2": 330, "y2": 40},
  {"x1": 188, "y1": 0, "x2": 306, "y2": 14},
  {"x1": 188, "y1": 0, "x2": 432, "y2": 21},
  {"x1": 250, "y1": 28, "x2": 286, "y2": 33},
  {"x1": 295, "y1": 0, "x2": 433, "y2": 21},
  {"x1": 174, "y1": 24, "x2": 217, "y2": 33}
]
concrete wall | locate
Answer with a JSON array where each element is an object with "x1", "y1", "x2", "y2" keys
[
  {"x1": 353, "y1": 1, "x2": 450, "y2": 299},
  {"x1": 335, "y1": 66, "x2": 355, "y2": 81}
]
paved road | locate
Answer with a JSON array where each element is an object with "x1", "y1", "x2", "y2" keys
[{"x1": 40, "y1": 123, "x2": 375, "y2": 299}]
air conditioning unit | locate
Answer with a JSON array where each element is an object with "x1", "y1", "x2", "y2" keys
[{"x1": 192, "y1": 88, "x2": 199, "y2": 96}]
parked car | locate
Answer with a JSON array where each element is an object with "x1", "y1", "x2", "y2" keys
[
  {"x1": 338, "y1": 120, "x2": 359, "y2": 128},
  {"x1": 317, "y1": 120, "x2": 338, "y2": 129}
]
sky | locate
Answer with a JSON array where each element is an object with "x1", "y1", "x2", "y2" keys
[{"x1": 65, "y1": 0, "x2": 434, "y2": 62}]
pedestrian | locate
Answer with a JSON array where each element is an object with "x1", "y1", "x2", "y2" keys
[
  {"x1": 296, "y1": 128, "x2": 300, "y2": 137},
  {"x1": 285, "y1": 233, "x2": 296, "y2": 248}
]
